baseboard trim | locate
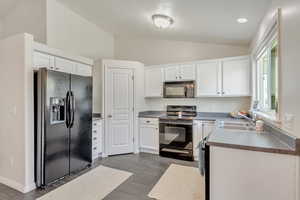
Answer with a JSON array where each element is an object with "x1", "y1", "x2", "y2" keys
[{"x1": 0, "y1": 176, "x2": 35, "y2": 193}]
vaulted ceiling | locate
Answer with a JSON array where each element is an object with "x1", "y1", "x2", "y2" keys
[
  {"x1": 58, "y1": 0, "x2": 272, "y2": 45},
  {"x1": 0, "y1": 0, "x2": 19, "y2": 18}
]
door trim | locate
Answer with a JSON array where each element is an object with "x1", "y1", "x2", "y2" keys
[{"x1": 102, "y1": 60, "x2": 143, "y2": 157}]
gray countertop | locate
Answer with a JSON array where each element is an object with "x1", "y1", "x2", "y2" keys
[
  {"x1": 207, "y1": 128, "x2": 297, "y2": 155},
  {"x1": 138, "y1": 110, "x2": 299, "y2": 155}
]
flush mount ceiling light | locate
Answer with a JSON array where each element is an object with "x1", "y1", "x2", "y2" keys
[
  {"x1": 237, "y1": 18, "x2": 248, "y2": 24},
  {"x1": 152, "y1": 14, "x2": 174, "y2": 29}
]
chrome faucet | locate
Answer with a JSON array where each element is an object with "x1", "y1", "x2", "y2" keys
[{"x1": 238, "y1": 113, "x2": 256, "y2": 126}]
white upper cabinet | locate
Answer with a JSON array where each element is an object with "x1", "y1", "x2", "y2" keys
[
  {"x1": 145, "y1": 67, "x2": 164, "y2": 97},
  {"x1": 222, "y1": 57, "x2": 250, "y2": 96},
  {"x1": 180, "y1": 64, "x2": 196, "y2": 80},
  {"x1": 165, "y1": 65, "x2": 180, "y2": 81},
  {"x1": 165, "y1": 64, "x2": 196, "y2": 82},
  {"x1": 144, "y1": 55, "x2": 250, "y2": 98},
  {"x1": 74, "y1": 63, "x2": 92, "y2": 77},
  {"x1": 55, "y1": 57, "x2": 76, "y2": 74},
  {"x1": 33, "y1": 51, "x2": 55, "y2": 70},
  {"x1": 196, "y1": 61, "x2": 220, "y2": 97},
  {"x1": 33, "y1": 51, "x2": 92, "y2": 77}
]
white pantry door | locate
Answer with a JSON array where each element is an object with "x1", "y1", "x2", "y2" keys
[{"x1": 107, "y1": 68, "x2": 134, "y2": 155}]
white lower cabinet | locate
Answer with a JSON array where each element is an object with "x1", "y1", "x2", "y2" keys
[
  {"x1": 210, "y1": 146, "x2": 299, "y2": 200},
  {"x1": 139, "y1": 118, "x2": 159, "y2": 154},
  {"x1": 193, "y1": 120, "x2": 216, "y2": 160},
  {"x1": 92, "y1": 119, "x2": 103, "y2": 161}
]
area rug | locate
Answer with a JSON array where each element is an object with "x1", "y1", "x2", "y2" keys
[
  {"x1": 36, "y1": 165, "x2": 132, "y2": 200},
  {"x1": 148, "y1": 164, "x2": 204, "y2": 200}
]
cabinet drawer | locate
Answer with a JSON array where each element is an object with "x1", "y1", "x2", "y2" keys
[{"x1": 139, "y1": 118, "x2": 159, "y2": 126}]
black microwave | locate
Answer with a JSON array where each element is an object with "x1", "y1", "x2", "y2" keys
[{"x1": 163, "y1": 81, "x2": 195, "y2": 98}]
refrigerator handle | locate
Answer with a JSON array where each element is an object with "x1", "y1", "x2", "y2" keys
[
  {"x1": 69, "y1": 91, "x2": 75, "y2": 128},
  {"x1": 65, "y1": 91, "x2": 70, "y2": 128}
]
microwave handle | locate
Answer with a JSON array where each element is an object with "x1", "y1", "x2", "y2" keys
[{"x1": 185, "y1": 86, "x2": 188, "y2": 97}]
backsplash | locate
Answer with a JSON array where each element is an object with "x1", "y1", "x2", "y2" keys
[{"x1": 145, "y1": 97, "x2": 251, "y2": 113}]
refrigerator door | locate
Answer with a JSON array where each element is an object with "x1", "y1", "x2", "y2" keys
[
  {"x1": 36, "y1": 69, "x2": 70, "y2": 186},
  {"x1": 69, "y1": 74, "x2": 92, "y2": 173}
]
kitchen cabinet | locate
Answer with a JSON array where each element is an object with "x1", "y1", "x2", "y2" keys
[
  {"x1": 196, "y1": 61, "x2": 220, "y2": 97},
  {"x1": 196, "y1": 56, "x2": 250, "y2": 97},
  {"x1": 33, "y1": 51, "x2": 55, "y2": 70},
  {"x1": 180, "y1": 64, "x2": 196, "y2": 80},
  {"x1": 165, "y1": 64, "x2": 196, "y2": 82},
  {"x1": 145, "y1": 67, "x2": 164, "y2": 97},
  {"x1": 210, "y1": 146, "x2": 299, "y2": 200},
  {"x1": 54, "y1": 57, "x2": 76, "y2": 74},
  {"x1": 222, "y1": 57, "x2": 250, "y2": 96},
  {"x1": 74, "y1": 63, "x2": 92, "y2": 77},
  {"x1": 139, "y1": 118, "x2": 159, "y2": 154},
  {"x1": 165, "y1": 65, "x2": 180, "y2": 81},
  {"x1": 193, "y1": 120, "x2": 216, "y2": 160},
  {"x1": 33, "y1": 51, "x2": 92, "y2": 77},
  {"x1": 92, "y1": 119, "x2": 103, "y2": 161}
]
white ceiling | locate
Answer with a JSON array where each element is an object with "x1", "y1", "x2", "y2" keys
[
  {"x1": 58, "y1": 0, "x2": 272, "y2": 46},
  {"x1": 0, "y1": 0, "x2": 19, "y2": 18}
]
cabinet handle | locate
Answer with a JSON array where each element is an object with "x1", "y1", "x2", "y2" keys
[
  {"x1": 217, "y1": 92, "x2": 220, "y2": 94},
  {"x1": 222, "y1": 92, "x2": 225, "y2": 94},
  {"x1": 146, "y1": 121, "x2": 150, "y2": 123},
  {"x1": 93, "y1": 137, "x2": 97, "y2": 140},
  {"x1": 179, "y1": 76, "x2": 182, "y2": 79}
]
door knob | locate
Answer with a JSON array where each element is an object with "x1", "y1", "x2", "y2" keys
[{"x1": 108, "y1": 115, "x2": 112, "y2": 118}]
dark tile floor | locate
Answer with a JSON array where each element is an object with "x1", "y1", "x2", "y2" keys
[{"x1": 0, "y1": 153, "x2": 197, "y2": 200}]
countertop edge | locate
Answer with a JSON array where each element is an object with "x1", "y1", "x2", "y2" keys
[{"x1": 207, "y1": 141, "x2": 298, "y2": 156}]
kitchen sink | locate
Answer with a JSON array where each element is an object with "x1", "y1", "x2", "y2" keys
[{"x1": 218, "y1": 121, "x2": 256, "y2": 131}]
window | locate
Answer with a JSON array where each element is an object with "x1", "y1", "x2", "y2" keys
[{"x1": 255, "y1": 33, "x2": 279, "y2": 119}]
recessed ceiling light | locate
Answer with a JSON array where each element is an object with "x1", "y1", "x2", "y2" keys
[
  {"x1": 152, "y1": 14, "x2": 174, "y2": 29},
  {"x1": 237, "y1": 18, "x2": 248, "y2": 24}
]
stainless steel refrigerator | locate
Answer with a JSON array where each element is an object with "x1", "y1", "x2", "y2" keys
[{"x1": 35, "y1": 68, "x2": 92, "y2": 187}]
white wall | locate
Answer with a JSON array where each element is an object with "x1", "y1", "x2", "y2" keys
[
  {"x1": 115, "y1": 37, "x2": 249, "y2": 65},
  {"x1": 250, "y1": 0, "x2": 300, "y2": 137},
  {"x1": 1, "y1": 0, "x2": 46, "y2": 43},
  {"x1": 46, "y1": 0, "x2": 114, "y2": 60},
  {"x1": 0, "y1": 20, "x2": 3, "y2": 38},
  {"x1": 0, "y1": 33, "x2": 35, "y2": 193}
]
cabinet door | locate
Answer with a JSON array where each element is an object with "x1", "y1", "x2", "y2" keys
[
  {"x1": 202, "y1": 121, "x2": 216, "y2": 138},
  {"x1": 222, "y1": 57, "x2": 250, "y2": 96},
  {"x1": 139, "y1": 125, "x2": 159, "y2": 151},
  {"x1": 55, "y1": 57, "x2": 76, "y2": 74},
  {"x1": 33, "y1": 52, "x2": 54, "y2": 70},
  {"x1": 165, "y1": 65, "x2": 180, "y2": 82},
  {"x1": 196, "y1": 61, "x2": 221, "y2": 97},
  {"x1": 145, "y1": 67, "x2": 164, "y2": 97},
  {"x1": 180, "y1": 64, "x2": 196, "y2": 80},
  {"x1": 75, "y1": 63, "x2": 92, "y2": 77}
]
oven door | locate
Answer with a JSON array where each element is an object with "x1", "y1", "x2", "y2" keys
[{"x1": 159, "y1": 120, "x2": 193, "y2": 160}]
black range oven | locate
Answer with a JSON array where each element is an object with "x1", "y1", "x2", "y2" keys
[{"x1": 159, "y1": 105, "x2": 196, "y2": 161}]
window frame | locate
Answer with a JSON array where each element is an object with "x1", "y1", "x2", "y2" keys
[{"x1": 252, "y1": 10, "x2": 281, "y2": 122}]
